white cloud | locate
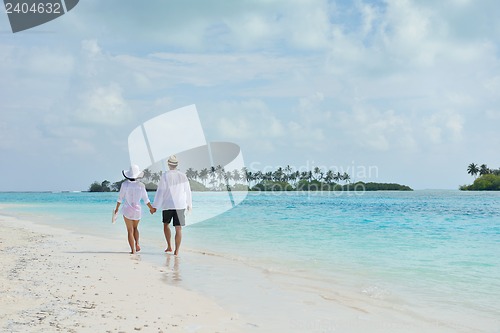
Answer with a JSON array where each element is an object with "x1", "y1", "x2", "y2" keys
[
  {"x1": 216, "y1": 99, "x2": 285, "y2": 141},
  {"x1": 62, "y1": 0, "x2": 332, "y2": 52},
  {"x1": 424, "y1": 110, "x2": 464, "y2": 144},
  {"x1": 335, "y1": 106, "x2": 413, "y2": 151},
  {"x1": 81, "y1": 39, "x2": 102, "y2": 58},
  {"x1": 64, "y1": 138, "x2": 97, "y2": 154},
  {"x1": 26, "y1": 50, "x2": 74, "y2": 76},
  {"x1": 75, "y1": 84, "x2": 132, "y2": 125},
  {"x1": 285, "y1": 92, "x2": 329, "y2": 150},
  {"x1": 358, "y1": 2, "x2": 379, "y2": 37},
  {"x1": 1, "y1": 0, "x2": 500, "y2": 190}
]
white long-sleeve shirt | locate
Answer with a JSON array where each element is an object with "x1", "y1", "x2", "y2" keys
[
  {"x1": 153, "y1": 170, "x2": 192, "y2": 210},
  {"x1": 117, "y1": 180, "x2": 150, "y2": 220}
]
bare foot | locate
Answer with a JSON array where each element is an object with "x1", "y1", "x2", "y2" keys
[
  {"x1": 174, "y1": 249, "x2": 179, "y2": 256},
  {"x1": 130, "y1": 250, "x2": 136, "y2": 254},
  {"x1": 136, "y1": 244, "x2": 141, "y2": 252},
  {"x1": 165, "y1": 247, "x2": 173, "y2": 253}
]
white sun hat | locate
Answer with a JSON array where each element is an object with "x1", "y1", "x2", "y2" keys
[{"x1": 122, "y1": 164, "x2": 144, "y2": 180}]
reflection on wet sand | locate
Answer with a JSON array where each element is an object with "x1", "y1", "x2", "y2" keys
[{"x1": 162, "y1": 254, "x2": 181, "y2": 284}]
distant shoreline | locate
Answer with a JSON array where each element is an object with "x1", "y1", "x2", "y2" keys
[{"x1": 87, "y1": 179, "x2": 413, "y2": 192}]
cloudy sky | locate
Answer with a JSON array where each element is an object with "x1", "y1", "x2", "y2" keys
[{"x1": 1, "y1": 0, "x2": 499, "y2": 191}]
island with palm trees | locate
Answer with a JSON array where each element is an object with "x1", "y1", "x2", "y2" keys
[
  {"x1": 88, "y1": 165, "x2": 412, "y2": 192},
  {"x1": 461, "y1": 163, "x2": 500, "y2": 190}
]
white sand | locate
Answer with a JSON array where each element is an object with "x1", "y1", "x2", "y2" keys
[{"x1": 0, "y1": 215, "x2": 247, "y2": 333}]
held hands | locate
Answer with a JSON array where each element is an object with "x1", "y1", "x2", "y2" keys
[{"x1": 150, "y1": 207, "x2": 157, "y2": 215}]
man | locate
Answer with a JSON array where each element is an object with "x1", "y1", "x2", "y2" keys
[{"x1": 152, "y1": 155, "x2": 192, "y2": 255}]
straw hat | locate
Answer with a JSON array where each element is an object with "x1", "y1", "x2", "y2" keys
[
  {"x1": 122, "y1": 164, "x2": 144, "y2": 180},
  {"x1": 167, "y1": 155, "x2": 179, "y2": 166}
]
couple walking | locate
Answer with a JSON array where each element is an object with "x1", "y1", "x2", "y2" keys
[{"x1": 113, "y1": 155, "x2": 192, "y2": 255}]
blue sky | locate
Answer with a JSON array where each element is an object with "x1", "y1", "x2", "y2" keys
[{"x1": 1, "y1": 0, "x2": 499, "y2": 191}]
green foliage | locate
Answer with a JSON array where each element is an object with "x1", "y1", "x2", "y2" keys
[
  {"x1": 189, "y1": 179, "x2": 208, "y2": 191},
  {"x1": 295, "y1": 180, "x2": 338, "y2": 191},
  {"x1": 462, "y1": 163, "x2": 500, "y2": 190},
  {"x1": 252, "y1": 180, "x2": 294, "y2": 191},
  {"x1": 88, "y1": 180, "x2": 111, "y2": 192},
  {"x1": 461, "y1": 174, "x2": 500, "y2": 191},
  {"x1": 252, "y1": 180, "x2": 412, "y2": 191},
  {"x1": 144, "y1": 182, "x2": 158, "y2": 191},
  {"x1": 89, "y1": 164, "x2": 415, "y2": 192},
  {"x1": 350, "y1": 182, "x2": 413, "y2": 191},
  {"x1": 112, "y1": 179, "x2": 125, "y2": 192},
  {"x1": 231, "y1": 183, "x2": 250, "y2": 191}
]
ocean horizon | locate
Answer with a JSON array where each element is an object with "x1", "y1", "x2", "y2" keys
[{"x1": 1, "y1": 190, "x2": 499, "y2": 332}]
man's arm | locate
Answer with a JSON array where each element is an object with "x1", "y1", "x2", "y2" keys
[
  {"x1": 185, "y1": 177, "x2": 192, "y2": 211},
  {"x1": 152, "y1": 175, "x2": 165, "y2": 209}
]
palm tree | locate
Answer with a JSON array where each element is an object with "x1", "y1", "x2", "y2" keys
[
  {"x1": 244, "y1": 170, "x2": 253, "y2": 187},
  {"x1": 143, "y1": 168, "x2": 152, "y2": 181},
  {"x1": 232, "y1": 169, "x2": 241, "y2": 183},
  {"x1": 209, "y1": 166, "x2": 216, "y2": 190},
  {"x1": 289, "y1": 171, "x2": 299, "y2": 187},
  {"x1": 199, "y1": 168, "x2": 209, "y2": 187},
  {"x1": 186, "y1": 168, "x2": 199, "y2": 180},
  {"x1": 284, "y1": 165, "x2": 293, "y2": 182},
  {"x1": 215, "y1": 165, "x2": 225, "y2": 183},
  {"x1": 254, "y1": 171, "x2": 263, "y2": 184},
  {"x1": 101, "y1": 180, "x2": 111, "y2": 192},
  {"x1": 324, "y1": 170, "x2": 334, "y2": 184},
  {"x1": 313, "y1": 167, "x2": 323, "y2": 182},
  {"x1": 299, "y1": 171, "x2": 309, "y2": 181},
  {"x1": 240, "y1": 167, "x2": 248, "y2": 182},
  {"x1": 273, "y1": 167, "x2": 284, "y2": 182},
  {"x1": 264, "y1": 171, "x2": 273, "y2": 182},
  {"x1": 224, "y1": 170, "x2": 233, "y2": 185},
  {"x1": 152, "y1": 172, "x2": 161, "y2": 184},
  {"x1": 342, "y1": 172, "x2": 351, "y2": 184},
  {"x1": 479, "y1": 164, "x2": 490, "y2": 176},
  {"x1": 334, "y1": 172, "x2": 342, "y2": 183},
  {"x1": 185, "y1": 168, "x2": 197, "y2": 180},
  {"x1": 467, "y1": 163, "x2": 479, "y2": 179}
]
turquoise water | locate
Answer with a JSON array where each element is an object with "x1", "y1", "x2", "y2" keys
[
  {"x1": 1, "y1": 190, "x2": 499, "y2": 330},
  {"x1": 189, "y1": 191, "x2": 500, "y2": 319}
]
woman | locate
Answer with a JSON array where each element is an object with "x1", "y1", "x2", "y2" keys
[{"x1": 114, "y1": 165, "x2": 154, "y2": 254}]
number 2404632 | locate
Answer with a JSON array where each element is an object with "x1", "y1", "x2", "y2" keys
[{"x1": 5, "y1": 2, "x2": 62, "y2": 14}]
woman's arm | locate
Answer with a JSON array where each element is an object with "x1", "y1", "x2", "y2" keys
[
  {"x1": 147, "y1": 202, "x2": 156, "y2": 214},
  {"x1": 141, "y1": 184, "x2": 156, "y2": 214},
  {"x1": 114, "y1": 202, "x2": 121, "y2": 214}
]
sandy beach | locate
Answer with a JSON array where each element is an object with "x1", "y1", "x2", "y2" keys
[{"x1": 0, "y1": 215, "x2": 246, "y2": 333}]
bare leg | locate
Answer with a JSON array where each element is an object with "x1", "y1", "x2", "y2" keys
[
  {"x1": 133, "y1": 219, "x2": 140, "y2": 252},
  {"x1": 163, "y1": 223, "x2": 173, "y2": 252},
  {"x1": 174, "y1": 226, "x2": 182, "y2": 255},
  {"x1": 123, "y1": 217, "x2": 136, "y2": 254}
]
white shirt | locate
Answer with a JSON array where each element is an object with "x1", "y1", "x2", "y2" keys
[
  {"x1": 117, "y1": 180, "x2": 150, "y2": 220},
  {"x1": 153, "y1": 169, "x2": 192, "y2": 210}
]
